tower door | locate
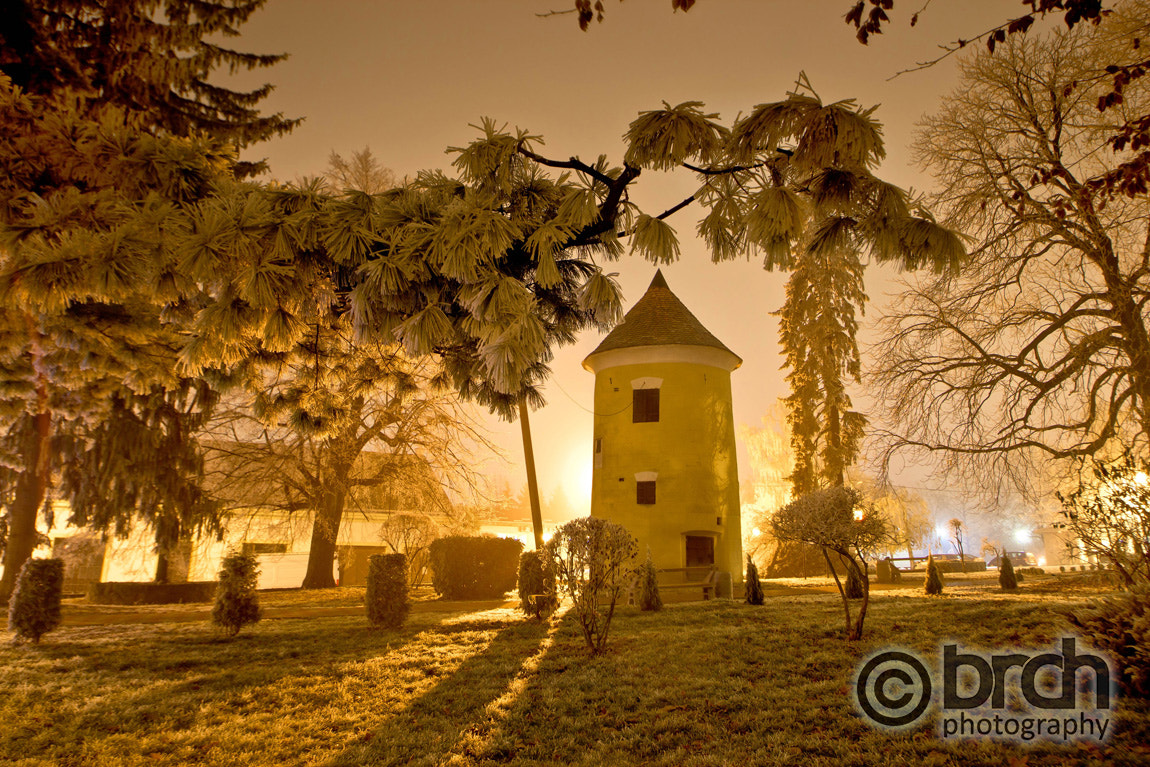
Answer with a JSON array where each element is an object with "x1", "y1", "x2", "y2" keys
[{"x1": 685, "y1": 535, "x2": 715, "y2": 568}]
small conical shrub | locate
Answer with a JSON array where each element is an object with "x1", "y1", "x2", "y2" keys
[
  {"x1": 925, "y1": 556, "x2": 944, "y2": 596},
  {"x1": 517, "y1": 550, "x2": 557, "y2": 619},
  {"x1": 211, "y1": 551, "x2": 261, "y2": 637},
  {"x1": 745, "y1": 555, "x2": 764, "y2": 606},
  {"x1": 8, "y1": 558, "x2": 64, "y2": 644},
  {"x1": 367, "y1": 553, "x2": 409, "y2": 629},
  {"x1": 637, "y1": 547, "x2": 662, "y2": 612},
  {"x1": 999, "y1": 554, "x2": 1018, "y2": 590}
]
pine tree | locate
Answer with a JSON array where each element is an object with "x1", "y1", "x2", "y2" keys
[
  {"x1": 637, "y1": 546, "x2": 662, "y2": 611},
  {"x1": 925, "y1": 555, "x2": 944, "y2": 596},
  {"x1": 745, "y1": 555, "x2": 764, "y2": 606},
  {"x1": 59, "y1": 381, "x2": 224, "y2": 583},
  {"x1": 211, "y1": 551, "x2": 260, "y2": 637},
  {"x1": 7, "y1": 557, "x2": 63, "y2": 644},
  {"x1": 0, "y1": 0, "x2": 297, "y2": 176},
  {"x1": 0, "y1": 0, "x2": 291, "y2": 602},
  {"x1": 175, "y1": 85, "x2": 963, "y2": 561},
  {"x1": 999, "y1": 554, "x2": 1018, "y2": 591},
  {"x1": 0, "y1": 80, "x2": 238, "y2": 601}
]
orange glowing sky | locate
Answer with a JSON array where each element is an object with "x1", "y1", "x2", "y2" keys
[{"x1": 223, "y1": 0, "x2": 1030, "y2": 512}]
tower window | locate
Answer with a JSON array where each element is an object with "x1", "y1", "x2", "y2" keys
[
  {"x1": 594, "y1": 438, "x2": 602, "y2": 454},
  {"x1": 636, "y1": 480, "x2": 656, "y2": 504},
  {"x1": 633, "y1": 388, "x2": 660, "y2": 423}
]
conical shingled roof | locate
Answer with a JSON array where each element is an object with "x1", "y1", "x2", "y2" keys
[{"x1": 584, "y1": 270, "x2": 739, "y2": 360}]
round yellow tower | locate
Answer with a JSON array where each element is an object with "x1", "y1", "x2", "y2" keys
[{"x1": 583, "y1": 270, "x2": 743, "y2": 592}]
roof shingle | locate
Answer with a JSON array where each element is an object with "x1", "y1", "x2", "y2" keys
[{"x1": 584, "y1": 270, "x2": 738, "y2": 360}]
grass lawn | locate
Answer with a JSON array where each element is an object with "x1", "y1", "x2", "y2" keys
[{"x1": 2, "y1": 576, "x2": 1147, "y2": 766}]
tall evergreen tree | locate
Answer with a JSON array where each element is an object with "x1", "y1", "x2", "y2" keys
[
  {"x1": 59, "y1": 380, "x2": 224, "y2": 583},
  {"x1": 0, "y1": 0, "x2": 292, "y2": 602},
  {"x1": 0, "y1": 0, "x2": 296, "y2": 176},
  {"x1": 0, "y1": 77, "x2": 240, "y2": 600}
]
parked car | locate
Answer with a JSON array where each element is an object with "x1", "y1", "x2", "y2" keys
[{"x1": 987, "y1": 551, "x2": 1038, "y2": 568}]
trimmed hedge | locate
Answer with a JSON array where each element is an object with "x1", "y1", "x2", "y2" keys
[
  {"x1": 89, "y1": 581, "x2": 216, "y2": 605},
  {"x1": 8, "y1": 558, "x2": 64, "y2": 644},
  {"x1": 366, "y1": 553, "x2": 409, "y2": 629},
  {"x1": 429, "y1": 536, "x2": 523, "y2": 600},
  {"x1": 930, "y1": 559, "x2": 988, "y2": 574}
]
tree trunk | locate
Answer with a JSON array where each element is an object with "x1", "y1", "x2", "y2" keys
[
  {"x1": 901, "y1": 508, "x2": 917, "y2": 567},
  {"x1": 302, "y1": 490, "x2": 345, "y2": 589},
  {"x1": 0, "y1": 411, "x2": 51, "y2": 605},
  {"x1": 518, "y1": 393, "x2": 544, "y2": 550},
  {"x1": 154, "y1": 531, "x2": 193, "y2": 584},
  {"x1": 850, "y1": 557, "x2": 870, "y2": 641},
  {"x1": 821, "y1": 547, "x2": 852, "y2": 638}
]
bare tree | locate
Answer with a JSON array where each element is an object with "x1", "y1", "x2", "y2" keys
[
  {"x1": 377, "y1": 512, "x2": 440, "y2": 586},
  {"x1": 872, "y1": 14, "x2": 1150, "y2": 494},
  {"x1": 949, "y1": 518, "x2": 967, "y2": 573},
  {"x1": 770, "y1": 486, "x2": 890, "y2": 640},
  {"x1": 201, "y1": 321, "x2": 492, "y2": 589},
  {"x1": 324, "y1": 147, "x2": 396, "y2": 194},
  {"x1": 852, "y1": 474, "x2": 932, "y2": 566},
  {"x1": 1058, "y1": 451, "x2": 1150, "y2": 586}
]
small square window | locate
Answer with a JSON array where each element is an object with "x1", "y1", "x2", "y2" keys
[
  {"x1": 637, "y1": 480, "x2": 656, "y2": 505},
  {"x1": 633, "y1": 388, "x2": 660, "y2": 423}
]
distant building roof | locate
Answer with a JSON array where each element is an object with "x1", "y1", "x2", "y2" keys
[{"x1": 583, "y1": 270, "x2": 740, "y2": 362}]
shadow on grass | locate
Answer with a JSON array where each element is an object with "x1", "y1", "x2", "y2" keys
[
  {"x1": 326, "y1": 614, "x2": 554, "y2": 767},
  {"x1": 0, "y1": 612, "x2": 453, "y2": 764}
]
